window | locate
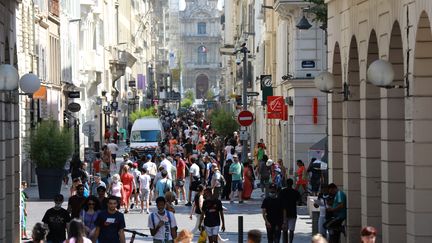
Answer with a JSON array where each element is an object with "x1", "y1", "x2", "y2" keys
[
  {"x1": 198, "y1": 22, "x2": 206, "y2": 34},
  {"x1": 197, "y1": 46, "x2": 207, "y2": 64}
]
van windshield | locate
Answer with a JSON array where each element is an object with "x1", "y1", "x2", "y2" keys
[{"x1": 130, "y1": 130, "x2": 161, "y2": 143}]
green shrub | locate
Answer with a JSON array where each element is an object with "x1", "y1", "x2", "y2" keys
[
  {"x1": 184, "y1": 89, "x2": 195, "y2": 102},
  {"x1": 129, "y1": 107, "x2": 157, "y2": 123},
  {"x1": 30, "y1": 120, "x2": 73, "y2": 169},
  {"x1": 181, "y1": 98, "x2": 193, "y2": 108},
  {"x1": 210, "y1": 109, "x2": 239, "y2": 137}
]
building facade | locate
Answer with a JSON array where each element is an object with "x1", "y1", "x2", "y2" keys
[
  {"x1": 180, "y1": 0, "x2": 222, "y2": 100},
  {"x1": 325, "y1": 0, "x2": 432, "y2": 242}
]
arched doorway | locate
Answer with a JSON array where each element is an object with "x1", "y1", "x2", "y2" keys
[
  {"x1": 329, "y1": 42, "x2": 344, "y2": 187},
  {"x1": 407, "y1": 11, "x2": 432, "y2": 243},
  {"x1": 361, "y1": 30, "x2": 382, "y2": 233},
  {"x1": 344, "y1": 36, "x2": 361, "y2": 242},
  {"x1": 196, "y1": 74, "x2": 209, "y2": 99}
]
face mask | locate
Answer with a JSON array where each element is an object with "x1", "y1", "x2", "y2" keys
[
  {"x1": 269, "y1": 192, "x2": 277, "y2": 198},
  {"x1": 54, "y1": 202, "x2": 62, "y2": 208}
]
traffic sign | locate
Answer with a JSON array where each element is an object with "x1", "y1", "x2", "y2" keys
[
  {"x1": 83, "y1": 121, "x2": 97, "y2": 137},
  {"x1": 237, "y1": 110, "x2": 254, "y2": 127}
]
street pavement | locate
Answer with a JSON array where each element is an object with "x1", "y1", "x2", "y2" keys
[{"x1": 24, "y1": 144, "x2": 313, "y2": 242}]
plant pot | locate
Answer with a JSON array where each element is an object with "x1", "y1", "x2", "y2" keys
[{"x1": 36, "y1": 167, "x2": 64, "y2": 200}]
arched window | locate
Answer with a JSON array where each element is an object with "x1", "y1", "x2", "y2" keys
[
  {"x1": 198, "y1": 46, "x2": 207, "y2": 64},
  {"x1": 198, "y1": 22, "x2": 206, "y2": 34}
]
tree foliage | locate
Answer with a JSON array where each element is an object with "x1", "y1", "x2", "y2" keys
[
  {"x1": 304, "y1": 0, "x2": 327, "y2": 25},
  {"x1": 210, "y1": 109, "x2": 239, "y2": 137},
  {"x1": 206, "y1": 89, "x2": 215, "y2": 101},
  {"x1": 181, "y1": 98, "x2": 193, "y2": 108},
  {"x1": 184, "y1": 89, "x2": 195, "y2": 102},
  {"x1": 30, "y1": 120, "x2": 74, "y2": 169},
  {"x1": 129, "y1": 107, "x2": 157, "y2": 123}
]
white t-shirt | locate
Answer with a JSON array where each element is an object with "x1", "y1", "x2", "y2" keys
[
  {"x1": 189, "y1": 163, "x2": 200, "y2": 177},
  {"x1": 143, "y1": 161, "x2": 157, "y2": 178},
  {"x1": 160, "y1": 159, "x2": 173, "y2": 179},
  {"x1": 226, "y1": 153, "x2": 234, "y2": 162},
  {"x1": 212, "y1": 170, "x2": 222, "y2": 188},
  {"x1": 148, "y1": 211, "x2": 177, "y2": 241},
  {"x1": 139, "y1": 174, "x2": 151, "y2": 190},
  {"x1": 107, "y1": 143, "x2": 119, "y2": 155}
]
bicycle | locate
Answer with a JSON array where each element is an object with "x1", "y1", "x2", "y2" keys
[{"x1": 124, "y1": 229, "x2": 149, "y2": 243}]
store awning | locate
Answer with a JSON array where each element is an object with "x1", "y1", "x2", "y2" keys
[{"x1": 33, "y1": 85, "x2": 47, "y2": 100}]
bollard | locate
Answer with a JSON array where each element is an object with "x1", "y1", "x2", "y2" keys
[
  {"x1": 312, "y1": 211, "x2": 320, "y2": 235},
  {"x1": 238, "y1": 215, "x2": 244, "y2": 243}
]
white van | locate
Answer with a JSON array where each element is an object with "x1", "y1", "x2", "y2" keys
[{"x1": 129, "y1": 118, "x2": 163, "y2": 156}]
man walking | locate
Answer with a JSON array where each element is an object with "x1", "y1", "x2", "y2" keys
[
  {"x1": 258, "y1": 155, "x2": 271, "y2": 197},
  {"x1": 42, "y1": 194, "x2": 71, "y2": 243},
  {"x1": 326, "y1": 183, "x2": 347, "y2": 243},
  {"x1": 107, "y1": 141, "x2": 119, "y2": 162},
  {"x1": 143, "y1": 154, "x2": 157, "y2": 203},
  {"x1": 148, "y1": 196, "x2": 178, "y2": 242},
  {"x1": 199, "y1": 188, "x2": 225, "y2": 243},
  {"x1": 279, "y1": 178, "x2": 301, "y2": 243},
  {"x1": 175, "y1": 153, "x2": 187, "y2": 202},
  {"x1": 67, "y1": 184, "x2": 86, "y2": 219},
  {"x1": 229, "y1": 154, "x2": 244, "y2": 204},
  {"x1": 90, "y1": 173, "x2": 106, "y2": 196},
  {"x1": 261, "y1": 183, "x2": 283, "y2": 243},
  {"x1": 186, "y1": 157, "x2": 201, "y2": 206},
  {"x1": 155, "y1": 170, "x2": 172, "y2": 198},
  {"x1": 93, "y1": 195, "x2": 126, "y2": 243}
]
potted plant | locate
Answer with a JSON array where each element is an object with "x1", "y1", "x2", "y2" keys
[{"x1": 30, "y1": 120, "x2": 73, "y2": 199}]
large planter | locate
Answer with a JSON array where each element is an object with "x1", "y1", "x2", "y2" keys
[{"x1": 36, "y1": 167, "x2": 64, "y2": 200}]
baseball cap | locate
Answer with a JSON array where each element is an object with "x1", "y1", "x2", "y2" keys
[
  {"x1": 266, "y1": 159, "x2": 274, "y2": 166},
  {"x1": 233, "y1": 154, "x2": 238, "y2": 158},
  {"x1": 146, "y1": 154, "x2": 152, "y2": 159}
]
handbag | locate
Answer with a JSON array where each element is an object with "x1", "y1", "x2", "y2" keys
[{"x1": 198, "y1": 229, "x2": 207, "y2": 243}]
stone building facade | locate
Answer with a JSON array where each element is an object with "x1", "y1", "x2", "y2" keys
[
  {"x1": 180, "y1": 0, "x2": 222, "y2": 99},
  {"x1": 326, "y1": 0, "x2": 432, "y2": 242}
]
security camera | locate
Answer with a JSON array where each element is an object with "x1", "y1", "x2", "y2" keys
[
  {"x1": 236, "y1": 58, "x2": 242, "y2": 65},
  {"x1": 282, "y1": 74, "x2": 293, "y2": 81}
]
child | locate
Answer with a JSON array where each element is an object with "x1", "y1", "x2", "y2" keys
[{"x1": 21, "y1": 181, "x2": 29, "y2": 240}]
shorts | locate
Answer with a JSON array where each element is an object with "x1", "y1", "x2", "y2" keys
[
  {"x1": 150, "y1": 178, "x2": 155, "y2": 190},
  {"x1": 140, "y1": 189, "x2": 150, "y2": 201},
  {"x1": 176, "y1": 179, "x2": 185, "y2": 187},
  {"x1": 284, "y1": 217, "x2": 297, "y2": 231},
  {"x1": 231, "y1": 180, "x2": 243, "y2": 191},
  {"x1": 205, "y1": 225, "x2": 220, "y2": 236}
]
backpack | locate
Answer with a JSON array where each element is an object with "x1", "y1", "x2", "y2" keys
[
  {"x1": 163, "y1": 180, "x2": 171, "y2": 194},
  {"x1": 151, "y1": 211, "x2": 172, "y2": 229}
]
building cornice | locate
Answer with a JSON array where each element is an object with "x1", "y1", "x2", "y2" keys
[{"x1": 282, "y1": 78, "x2": 316, "y2": 89}]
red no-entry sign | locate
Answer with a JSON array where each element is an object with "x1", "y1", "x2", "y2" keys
[{"x1": 237, "y1": 110, "x2": 254, "y2": 127}]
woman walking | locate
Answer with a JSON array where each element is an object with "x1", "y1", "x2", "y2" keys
[
  {"x1": 120, "y1": 165, "x2": 135, "y2": 213},
  {"x1": 189, "y1": 185, "x2": 204, "y2": 234},
  {"x1": 108, "y1": 173, "x2": 123, "y2": 209},
  {"x1": 241, "y1": 160, "x2": 254, "y2": 200},
  {"x1": 79, "y1": 196, "x2": 100, "y2": 238},
  {"x1": 65, "y1": 219, "x2": 92, "y2": 243}
]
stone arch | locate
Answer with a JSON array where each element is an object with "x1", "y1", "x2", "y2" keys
[
  {"x1": 195, "y1": 73, "x2": 209, "y2": 99},
  {"x1": 406, "y1": 10, "x2": 432, "y2": 243},
  {"x1": 380, "y1": 20, "x2": 406, "y2": 243},
  {"x1": 361, "y1": 29, "x2": 382, "y2": 235},
  {"x1": 329, "y1": 42, "x2": 344, "y2": 187},
  {"x1": 343, "y1": 35, "x2": 361, "y2": 242}
]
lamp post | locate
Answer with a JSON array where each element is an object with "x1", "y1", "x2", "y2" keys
[{"x1": 234, "y1": 43, "x2": 250, "y2": 163}]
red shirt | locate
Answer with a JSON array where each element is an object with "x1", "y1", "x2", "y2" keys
[
  {"x1": 93, "y1": 159, "x2": 101, "y2": 173},
  {"x1": 176, "y1": 159, "x2": 186, "y2": 179}
]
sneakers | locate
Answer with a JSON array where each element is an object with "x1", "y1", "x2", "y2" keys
[{"x1": 185, "y1": 202, "x2": 192, "y2": 206}]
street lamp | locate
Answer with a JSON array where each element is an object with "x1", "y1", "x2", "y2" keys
[
  {"x1": 296, "y1": 14, "x2": 312, "y2": 30},
  {"x1": 0, "y1": 64, "x2": 41, "y2": 93},
  {"x1": 313, "y1": 71, "x2": 350, "y2": 100}
]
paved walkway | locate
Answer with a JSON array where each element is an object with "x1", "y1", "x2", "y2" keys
[{"x1": 24, "y1": 143, "x2": 313, "y2": 242}]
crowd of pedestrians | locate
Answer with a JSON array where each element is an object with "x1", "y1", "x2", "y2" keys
[{"x1": 23, "y1": 107, "x2": 378, "y2": 243}]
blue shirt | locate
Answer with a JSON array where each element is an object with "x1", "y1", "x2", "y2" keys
[
  {"x1": 333, "y1": 190, "x2": 347, "y2": 219},
  {"x1": 155, "y1": 178, "x2": 172, "y2": 196},
  {"x1": 95, "y1": 210, "x2": 125, "y2": 243}
]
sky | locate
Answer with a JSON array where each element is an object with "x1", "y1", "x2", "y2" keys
[{"x1": 179, "y1": 0, "x2": 224, "y2": 10}]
